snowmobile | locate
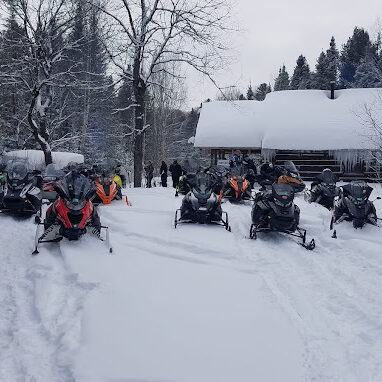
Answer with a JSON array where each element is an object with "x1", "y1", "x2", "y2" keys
[
  {"x1": 222, "y1": 165, "x2": 252, "y2": 202},
  {"x1": 305, "y1": 168, "x2": 338, "y2": 210},
  {"x1": 93, "y1": 170, "x2": 122, "y2": 205},
  {"x1": 279, "y1": 161, "x2": 305, "y2": 193},
  {"x1": 33, "y1": 171, "x2": 112, "y2": 254},
  {"x1": 207, "y1": 166, "x2": 228, "y2": 195},
  {"x1": 330, "y1": 180, "x2": 379, "y2": 231},
  {"x1": 41, "y1": 164, "x2": 65, "y2": 202},
  {"x1": 175, "y1": 173, "x2": 193, "y2": 197},
  {"x1": 257, "y1": 163, "x2": 284, "y2": 191},
  {"x1": 250, "y1": 182, "x2": 315, "y2": 250},
  {"x1": 0, "y1": 160, "x2": 42, "y2": 218},
  {"x1": 175, "y1": 172, "x2": 230, "y2": 230}
]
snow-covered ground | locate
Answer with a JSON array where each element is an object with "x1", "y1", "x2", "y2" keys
[{"x1": 1, "y1": 183, "x2": 382, "y2": 382}]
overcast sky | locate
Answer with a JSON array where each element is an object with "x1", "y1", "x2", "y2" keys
[{"x1": 186, "y1": 0, "x2": 382, "y2": 107}]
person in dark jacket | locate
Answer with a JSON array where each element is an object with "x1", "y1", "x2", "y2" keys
[
  {"x1": 144, "y1": 161, "x2": 154, "y2": 188},
  {"x1": 243, "y1": 154, "x2": 257, "y2": 188},
  {"x1": 160, "y1": 161, "x2": 168, "y2": 187},
  {"x1": 169, "y1": 160, "x2": 183, "y2": 188}
]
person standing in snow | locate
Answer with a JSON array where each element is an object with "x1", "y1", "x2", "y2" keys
[
  {"x1": 144, "y1": 161, "x2": 154, "y2": 188},
  {"x1": 169, "y1": 160, "x2": 183, "y2": 188},
  {"x1": 243, "y1": 154, "x2": 257, "y2": 188},
  {"x1": 115, "y1": 164, "x2": 128, "y2": 188},
  {"x1": 160, "y1": 161, "x2": 168, "y2": 187}
]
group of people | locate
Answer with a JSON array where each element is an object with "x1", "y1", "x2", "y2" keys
[{"x1": 144, "y1": 160, "x2": 185, "y2": 188}]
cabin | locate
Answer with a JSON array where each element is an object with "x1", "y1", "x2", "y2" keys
[{"x1": 193, "y1": 88, "x2": 382, "y2": 181}]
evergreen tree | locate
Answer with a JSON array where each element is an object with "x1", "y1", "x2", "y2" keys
[
  {"x1": 246, "y1": 84, "x2": 254, "y2": 100},
  {"x1": 353, "y1": 53, "x2": 382, "y2": 88},
  {"x1": 266, "y1": 83, "x2": 272, "y2": 94},
  {"x1": 290, "y1": 55, "x2": 311, "y2": 90},
  {"x1": 340, "y1": 27, "x2": 375, "y2": 87},
  {"x1": 238, "y1": 94, "x2": 246, "y2": 100},
  {"x1": 274, "y1": 65, "x2": 290, "y2": 91},
  {"x1": 326, "y1": 37, "x2": 339, "y2": 87},
  {"x1": 0, "y1": 2, "x2": 30, "y2": 149},
  {"x1": 254, "y1": 83, "x2": 269, "y2": 101},
  {"x1": 311, "y1": 51, "x2": 327, "y2": 89}
]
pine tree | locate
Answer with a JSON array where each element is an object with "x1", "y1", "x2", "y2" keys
[
  {"x1": 326, "y1": 37, "x2": 339, "y2": 87},
  {"x1": 247, "y1": 84, "x2": 255, "y2": 100},
  {"x1": 0, "y1": 1, "x2": 30, "y2": 150},
  {"x1": 340, "y1": 27, "x2": 375, "y2": 88},
  {"x1": 290, "y1": 55, "x2": 311, "y2": 90},
  {"x1": 274, "y1": 65, "x2": 290, "y2": 91},
  {"x1": 254, "y1": 83, "x2": 269, "y2": 101},
  {"x1": 311, "y1": 52, "x2": 328, "y2": 89},
  {"x1": 353, "y1": 53, "x2": 382, "y2": 88}
]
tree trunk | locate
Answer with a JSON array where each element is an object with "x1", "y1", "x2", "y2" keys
[
  {"x1": 27, "y1": 92, "x2": 53, "y2": 166},
  {"x1": 133, "y1": 95, "x2": 145, "y2": 187}
]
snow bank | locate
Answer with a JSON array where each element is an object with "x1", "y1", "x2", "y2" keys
[
  {"x1": 194, "y1": 88, "x2": 382, "y2": 151},
  {"x1": 3, "y1": 150, "x2": 84, "y2": 170}
]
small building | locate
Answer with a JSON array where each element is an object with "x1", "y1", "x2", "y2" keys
[{"x1": 193, "y1": 88, "x2": 382, "y2": 180}]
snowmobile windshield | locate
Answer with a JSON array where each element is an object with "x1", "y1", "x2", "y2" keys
[
  {"x1": 230, "y1": 165, "x2": 246, "y2": 177},
  {"x1": 284, "y1": 161, "x2": 299, "y2": 175},
  {"x1": 343, "y1": 181, "x2": 372, "y2": 203},
  {"x1": 59, "y1": 172, "x2": 94, "y2": 210},
  {"x1": 192, "y1": 173, "x2": 213, "y2": 195},
  {"x1": 272, "y1": 182, "x2": 294, "y2": 205},
  {"x1": 318, "y1": 170, "x2": 337, "y2": 185},
  {"x1": 44, "y1": 164, "x2": 65, "y2": 180},
  {"x1": 6, "y1": 161, "x2": 29, "y2": 181}
]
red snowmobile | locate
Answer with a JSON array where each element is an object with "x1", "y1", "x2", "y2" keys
[{"x1": 33, "y1": 171, "x2": 112, "y2": 254}]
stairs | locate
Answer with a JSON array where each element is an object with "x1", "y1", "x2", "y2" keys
[{"x1": 274, "y1": 150, "x2": 376, "y2": 182}]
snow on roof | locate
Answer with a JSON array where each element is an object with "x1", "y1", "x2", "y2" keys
[
  {"x1": 194, "y1": 88, "x2": 382, "y2": 151},
  {"x1": 3, "y1": 150, "x2": 84, "y2": 169}
]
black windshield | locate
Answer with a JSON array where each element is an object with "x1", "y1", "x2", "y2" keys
[
  {"x1": 191, "y1": 173, "x2": 214, "y2": 194},
  {"x1": 317, "y1": 170, "x2": 338, "y2": 185},
  {"x1": 57, "y1": 172, "x2": 94, "y2": 207},
  {"x1": 343, "y1": 181, "x2": 372, "y2": 200},
  {"x1": 284, "y1": 161, "x2": 299, "y2": 175}
]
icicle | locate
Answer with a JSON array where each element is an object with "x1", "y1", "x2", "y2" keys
[{"x1": 261, "y1": 149, "x2": 276, "y2": 162}]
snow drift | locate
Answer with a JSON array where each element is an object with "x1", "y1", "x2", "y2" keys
[{"x1": 194, "y1": 88, "x2": 382, "y2": 151}]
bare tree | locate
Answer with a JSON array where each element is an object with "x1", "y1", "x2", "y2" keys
[
  {"x1": 94, "y1": 0, "x2": 232, "y2": 186},
  {"x1": 0, "y1": 0, "x2": 113, "y2": 164},
  {"x1": 358, "y1": 95, "x2": 382, "y2": 180}
]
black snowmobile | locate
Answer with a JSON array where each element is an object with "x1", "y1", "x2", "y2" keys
[
  {"x1": 250, "y1": 182, "x2": 315, "y2": 250},
  {"x1": 0, "y1": 160, "x2": 42, "y2": 218},
  {"x1": 175, "y1": 172, "x2": 230, "y2": 230},
  {"x1": 33, "y1": 170, "x2": 112, "y2": 254},
  {"x1": 331, "y1": 180, "x2": 379, "y2": 231},
  {"x1": 257, "y1": 163, "x2": 284, "y2": 191},
  {"x1": 305, "y1": 168, "x2": 338, "y2": 210}
]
